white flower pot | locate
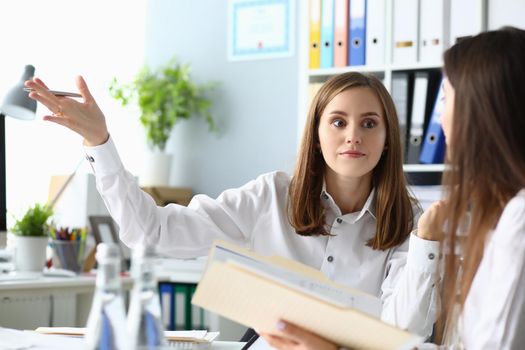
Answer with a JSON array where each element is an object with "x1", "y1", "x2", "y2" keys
[
  {"x1": 141, "y1": 151, "x2": 172, "y2": 187},
  {"x1": 10, "y1": 234, "x2": 48, "y2": 272}
]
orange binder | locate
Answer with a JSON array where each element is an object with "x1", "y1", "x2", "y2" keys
[
  {"x1": 309, "y1": 0, "x2": 322, "y2": 69},
  {"x1": 333, "y1": 0, "x2": 349, "y2": 67}
]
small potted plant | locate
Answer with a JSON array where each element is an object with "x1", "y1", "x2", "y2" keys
[
  {"x1": 9, "y1": 203, "x2": 53, "y2": 272},
  {"x1": 110, "y1": 57, "x2": 218, "y2": 186}
]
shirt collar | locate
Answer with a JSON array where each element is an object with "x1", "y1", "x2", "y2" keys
[
  {"x1": 357, "y1": 188, "x2": 376, "y2": 221},
  {"x1": 320, "y1": 182, "x2": 377, "y2": 222}
]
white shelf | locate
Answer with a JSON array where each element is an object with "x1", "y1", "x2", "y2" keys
[
  {"x1": 389, "y1": 62, "x2": 443, "y2": 71},
  {"x1": 308, "y1": 62, "x2": 442, "y2": 78},
  {"x1": 403, "y1": 164, "x2": 446, "y2": 172},
  {"x1": 309, "y1": 65, "x2": 387, "y2": 76}
]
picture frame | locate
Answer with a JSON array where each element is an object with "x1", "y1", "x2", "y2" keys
[
  {"x1": 89, "y1": 215, "x2": 119, "y2": 245},
  {"x1": 227, "y1": 0, "x2": 295, "y2": 61},
  {"x1": 88, "y1": 215, "x2": 129, "y2": 271}
]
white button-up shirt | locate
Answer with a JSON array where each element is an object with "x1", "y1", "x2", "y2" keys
[
  {"x1": 85, "y1": 137, "x2": 440, "y2": 337},
  {"x1": 461, "y1": 189, "x2": 525, "y2": 349},
  {"x1": 416, "y1": 189, "x2": 525, "y2": 350}
]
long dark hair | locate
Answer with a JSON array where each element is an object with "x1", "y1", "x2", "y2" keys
[
  {"x1": 288, "y1": 72, "x2": 415, "y2": 250},
  {"x1": 437, "y1": 27, "x2": 525, "y2": 342}
]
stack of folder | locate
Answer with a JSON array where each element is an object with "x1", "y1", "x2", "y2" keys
[
  {"x1": 192, "y1": 240, "x2": 423, "y2": 350},
  {"x1": 310, "y1": 0, "x2": 368, "y2": 69},
  {"x1": 391, "y1": 71, "x2": 445, "y2": 166},
  {"x1": 309, "y1": 0, "x2": 487, "y2": 69}
]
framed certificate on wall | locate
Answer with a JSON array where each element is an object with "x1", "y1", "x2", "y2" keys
[{"x1": 228, "y1": 0, "x2": 295, "y2": 61}]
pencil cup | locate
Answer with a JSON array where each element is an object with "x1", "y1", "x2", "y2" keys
[{"x1": 51, "y1": 240, "x2": 86, "y2": 273}]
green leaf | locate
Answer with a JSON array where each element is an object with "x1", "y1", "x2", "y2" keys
[
  {"x1": 11, "y1": 203, "x2": 54, "y2": 237},
  {"x1": 109, "y1": 57, "x2": 219, "y2": 151}
]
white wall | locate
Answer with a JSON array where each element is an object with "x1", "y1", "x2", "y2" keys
[
  {"x1": 488, "y1": 0, "x2": 525, "y2": 30},
  {"x1": 144, "y1": 0, "x2": 301, "y2": 197},
  {"x1": 3, "y1": 0, "x2": 524, "y2": 226},
  {"x1": 0, "y1": 0, "x2": 147, "y2": 227}
]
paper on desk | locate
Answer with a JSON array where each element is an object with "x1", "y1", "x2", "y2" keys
[
  {"x1": 35, "y1": 327, "x2": 219, "y2": 343},
  {"x1": 165, "y1": 330, "x2": 219, "y2": 342},
  {"x1": 193, "y1": 241, "x2": 424, "y2": 350},
  {"x1": 0, "y1": 327, "x2": 83, "y2": 350},
  {"x1": 35, "y1": 327, "x2": 84, "y2": 336}
]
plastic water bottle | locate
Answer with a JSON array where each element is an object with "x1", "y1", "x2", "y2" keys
[
  {"x1": 85, "y1": 243, "x2": 128, "y2": 350},
  {"x1": 127, "y1": 245, "x2": 166, "y2": 349}
]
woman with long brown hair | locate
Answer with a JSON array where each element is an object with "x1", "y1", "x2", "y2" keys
[
  {"x1": 263, "y1": 27, "x2": 525, "y2": 350},
  {"x1": 26, "y1": 72, "x2": 439, "y2": 339}
]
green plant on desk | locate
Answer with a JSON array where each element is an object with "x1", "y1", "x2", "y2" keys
[
  {"x1": 109, "y1": 57, "x2": 219, "y2": 152},
  {"x1": 11, "y1": 203, "x2": 53, "y2": 237},
  {"x1": 10, "y1": 203, "x2": 53, "y2": 272}
]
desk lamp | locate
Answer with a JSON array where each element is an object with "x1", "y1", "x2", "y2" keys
[{"x1": 0, "y1": 65, "x2": 37, "y2": 231}]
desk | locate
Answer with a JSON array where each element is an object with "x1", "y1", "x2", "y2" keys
[
  {"x1": 0, "y1": 327, "x2": 245, "y2": 349},
  {"x1": 0, "y1": 271, "x2": 247, "y2": 341}
]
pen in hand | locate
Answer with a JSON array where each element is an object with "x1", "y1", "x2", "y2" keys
[{"x1": 23, "y1": 87, "x2": 82, "y2": 98}]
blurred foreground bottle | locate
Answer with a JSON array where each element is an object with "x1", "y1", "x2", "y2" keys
[
  {"x1": 85, "y1": 243, "x2": 128, "y2": 350},
  {"x1": 127, "y1": 245, "x2": 166, "y2": 349}
]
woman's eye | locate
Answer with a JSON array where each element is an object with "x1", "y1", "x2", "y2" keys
[
  {"x1": 362, "y1": 119, "x2": 376, "y2": 129},
  {"x1": 332, "y1": 119, "x2": 345, "y2": 127}
]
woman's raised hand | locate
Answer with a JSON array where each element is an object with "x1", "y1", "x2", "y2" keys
[
  {"x1": 25, "y1": 76, "x2": 110, "y2": 146},
  {"x1": 417, "y1": 200, "x2": 447, "y2": 241}
]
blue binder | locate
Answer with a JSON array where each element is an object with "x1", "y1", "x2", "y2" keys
[
  {"x1": 320, "y1": 0, "x2": 335, "y2": 68},
  {"x1": 159, "y1": 283, "x2": 175, "y2": 330},
  {"x1": 420, "y1": 80, "x2": 446, "y2": 164},
  {"x1": 348, "y1": 0, "x2": 366, "y2": 66}
]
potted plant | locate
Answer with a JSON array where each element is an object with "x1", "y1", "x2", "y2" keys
[
  {"x1": 110, "y1": 57, "x2": 218, "y2": 186},
  {"x1": 9, "y1": 203, "x2": 53, "y2": 272}
]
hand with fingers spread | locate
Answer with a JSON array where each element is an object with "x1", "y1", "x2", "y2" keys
[
  {"x1": 24, "y1": 76, "x2": 110, "y2": 146},
  {"x1": 260, "y1": 320, "x2": 340, "y2": 350},
  {"x1": 416, "y1": 200, "x2": 447, "y2": 241}
]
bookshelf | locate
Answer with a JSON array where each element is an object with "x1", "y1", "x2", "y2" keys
[{"x1": 297, "y1": 0, "x2": 488, "y2": 183}]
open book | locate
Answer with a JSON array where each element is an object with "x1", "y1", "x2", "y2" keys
[{"x1": 192, "y1": 240, "x2": 423, "y2": 350}]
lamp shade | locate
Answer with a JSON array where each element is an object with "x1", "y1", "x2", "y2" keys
[{"x1": 1, "y1": 65, "x2": 36, "y2": 120}]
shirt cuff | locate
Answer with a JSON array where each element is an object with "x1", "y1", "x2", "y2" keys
[
  {"x1": 83, "y1": 136, "x2": 124, "y2": 176},
  {"x1": 407, "y1": 232, "x2": 440, "y2": 274}
]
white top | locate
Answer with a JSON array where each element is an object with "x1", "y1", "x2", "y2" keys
[
  {"x1": 85, "y1": 137, "x2": 440, "y2": 338},
  {"x1": 417, "y1": 189, "x2": 525, "y2": 350},
  {"x1": 461, "y1": 189, "x2": 525, "y2": 349}
]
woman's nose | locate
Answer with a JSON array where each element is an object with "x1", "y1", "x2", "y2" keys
[{"x1": 345, "y1": 126, "x2": 362, "y2": 144}]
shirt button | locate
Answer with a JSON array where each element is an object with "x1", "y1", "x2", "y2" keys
[
  {"x1": 428, "y1": 253, "x2": 435, "y2": 260},
  {"x1": 322, "y1": 193, "x2": 329, "y2": 200},
  {"x1": 336, "y1": 218, "x2": 343, "y2": 224},
  {"x1": 327, "y1": 256, "x2": 334, "y2": 263},
  {"x1": 86, "y1": 155, "x2": 95, "y2": 163}
]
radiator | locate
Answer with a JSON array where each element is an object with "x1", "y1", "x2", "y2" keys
[{"x1": 0, "y1": 292, "x2": 76, "y2": 329}]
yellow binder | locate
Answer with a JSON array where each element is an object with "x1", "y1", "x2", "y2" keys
[{"x1": 309, "y1": 0, "x2": 322, "y2": 69}]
